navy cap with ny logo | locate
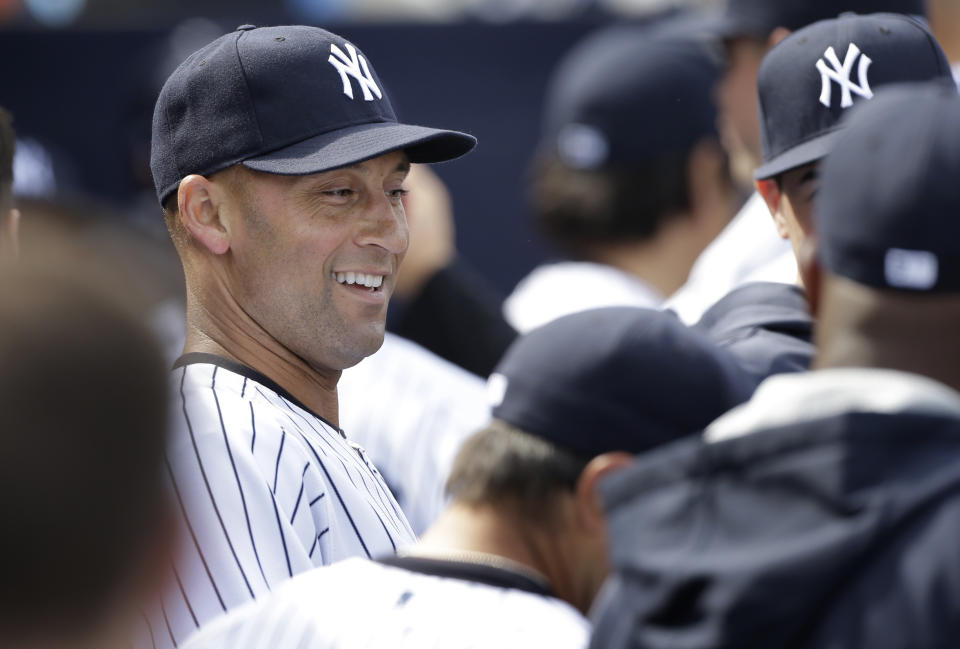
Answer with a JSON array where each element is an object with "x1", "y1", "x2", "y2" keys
[
  {"x1": 753, "y1": 12, "x2": 951, "y2": 180},
  {"x1": 151, "y1": 24, "x2": 476, "y2": 207}
]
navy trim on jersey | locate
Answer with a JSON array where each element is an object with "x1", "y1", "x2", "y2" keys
[
  {"x1": 377, "y1": 556, "x2": 556, "y2": 598},
  {"x1": 174, "y1": 353, "x2": 343, "y2": 435}
]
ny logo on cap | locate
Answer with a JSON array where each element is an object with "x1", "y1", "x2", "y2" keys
[
  {"x1": 328, "y1": 42, "x2": 383, "y2": 101},
  {"x1": 816, "y1": 43, "x2": 873, "y2": 108}
]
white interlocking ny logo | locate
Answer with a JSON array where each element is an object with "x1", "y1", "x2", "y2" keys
[
  {"x1": 816, "y1": 43, "x2": 873, "y2": 109},
  {"x1": 328, "y1": 42, "x2": 382, "y2": 101}
]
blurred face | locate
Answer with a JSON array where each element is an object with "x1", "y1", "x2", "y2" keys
[
  {"x1": 717, "y1": 37, "x2": 768, "y2": 188},
  {"x1": 225, "y1": 151, "x2": 410, "y2": 372},
  {"x1": 770, "y1": 162, "x2": 820, "y2": 264}
]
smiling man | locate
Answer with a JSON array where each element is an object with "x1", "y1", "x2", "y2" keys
[{"x1": 142, "y1": 24, "x2": 474, "y2": 649}]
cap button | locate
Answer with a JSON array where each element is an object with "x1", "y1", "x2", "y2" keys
[{"x1": 236, "y1": 24, "x2": 256, "y2": 31}]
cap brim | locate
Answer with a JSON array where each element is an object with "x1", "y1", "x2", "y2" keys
[
  {"x1": 754, "y1": 129, "x2": 841, "y2": 180},
  {"x1": 243, "y1": 121, "x2": 477, "y2": 175}
]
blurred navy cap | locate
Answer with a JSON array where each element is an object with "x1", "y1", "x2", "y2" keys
[
  {"x1": 709, "y1": 0, "x2": 926, "y2": 40},
  {"x1": 151, "y1": 24, "x2": 476, "y2": 206},
  {"x1": 487, "y1": 307, "x2": 754, "y2": 459},
  {"x1": 817, "y1": 81, "x2": 960, "y2": 293},
  {"x1": 754, "y1": 13, "x2": 950, "y2": 180},
  {"x1": 540, "y1": 24, "x2": 721, "y2": 170}
]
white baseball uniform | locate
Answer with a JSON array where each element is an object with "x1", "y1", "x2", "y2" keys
[
  {"x1": 180, "y1": 556, "x2": 591, "y2": 649},
  {"x1": 339, "y1": 332, "x2": 490, "y2": 534},
  {"x1": 135, "y1": 354, "x2": 416, "y2": 649}
]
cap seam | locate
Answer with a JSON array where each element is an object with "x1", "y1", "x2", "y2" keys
[
  {"x1": 162, "y1": 92, "x2": 181, "y2": 194},
  {"x1": 233, "y1": 30, "x2": 266, "y2": 157}
]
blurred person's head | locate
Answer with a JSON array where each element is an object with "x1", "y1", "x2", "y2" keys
[
  {"x1": 0, "y1": 107, "x2": 20, "y2": 258},
  {"x1": 530, "y1": 25, "x2": 735, "y2": 298},
  {"x1": 750, "y1": 13, "x2": 951, "y2": 274},
  {"x1": 709, "y1": 0, "x2": 926, "y2": 187},
  {"x1": 442, "y1": 307, "x2": 753, "y2": 614},
  {"x1": 805, "y1": 81, "x2": 960, "y2": 391},
  {"x1": 0, "y1": 240, "x2": 172, "y2": 649}
]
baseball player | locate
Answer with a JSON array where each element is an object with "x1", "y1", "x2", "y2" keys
[
  {"x1": 750, "y1": 13, "x2": 951, "y2": 285},
  {"x1": 179, "y1": 306, "x2": 754, "y2": 649},
  {"x1": 138, "y1": 24, "x2": 475, "y2": 649},
  {"x1": 590, "y1": 80, "x2": 960, "y2": 649},
  {"x1": 666, "y1": 0, "x2": 926, "y2": 323},
  {"x1": 689, "y1": 13, "x2": 951, "y2": 384},
  {"x1": 503, "y1": 24, "x2": 733, "y2": 333}
]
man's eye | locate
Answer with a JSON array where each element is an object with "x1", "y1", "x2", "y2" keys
[
  {"x1": 324, "y1": 189, "x2": 354, "y2": 198},
  {"x1": 388, "y1": 188, "x2": 409, "y2": 200}
]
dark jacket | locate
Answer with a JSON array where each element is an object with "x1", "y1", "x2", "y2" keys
[
  {"x1": 692, "y1": 281, "x2": 814, "y2": 388},
  {"x1": 590, "y1": 369, "x2": 960, "y2": 649}
]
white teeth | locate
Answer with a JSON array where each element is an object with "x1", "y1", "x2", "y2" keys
[{"x1": 333, "y1": 272, "x2": 384, "y2": 289}]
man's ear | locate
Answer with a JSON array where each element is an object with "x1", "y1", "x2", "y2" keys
[
  {"x1": 178, "y1": 174, "x2": 231, "y2": 255},
  {"x1": 798, "y1": 233, "x2": 821, "y2": 314},
  {"x1": 574, "y1": 452, "x2": 635, "y2": 533},
  {"x1": 0, "y1": 207, "x2": 20, "y2": 258},
  {"x1": 756, "y1": 178, "x2": 790, "y2": 239}
]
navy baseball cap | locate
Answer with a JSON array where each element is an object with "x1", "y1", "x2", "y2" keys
[
  {"x1": 817, "y1": 81, "x2": 960, "y2": 293},
  {"x1": 151, "y1": 24, "x2": 477, "y2": 206},
  {"x1": 754, "y1": 13, "x2": 951, "y2": 180},
  {"x1": 709, "y1": 0, "x2": 925, "y2": 40},
  {"x1": 540, "y1": 24, "x2": 720, "y2": 170},
  {"x1": 486, "y1": 307, "x2": 753, "y2": 459}
]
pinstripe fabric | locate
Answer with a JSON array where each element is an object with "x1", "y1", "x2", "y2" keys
[
  {"x1": 339, "y1": 333, "x2": 490, "y2": 534},
  {"x1": 137, "y1": 360, "x2": 415, "y2": 649},
  {"x1": 179, "y1": 558, "x2": 591, "y2": 649}
]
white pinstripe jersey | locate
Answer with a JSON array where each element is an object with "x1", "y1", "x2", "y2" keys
[
  {"x1": 339, "y1": 333, "x2": 490, "y2": 534},
  {"x1": 136, "y1": 354, "x2": 416, "y2": 649},
  {"x1": 180, "y1": 557, "x2": 591, "y2": 649}
]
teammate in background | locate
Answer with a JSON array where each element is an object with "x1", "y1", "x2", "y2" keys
[
  {"x1": 143, "y1": 24, "x2": 475, "y2": 649},
  {"x1": 752, "y1": 13, "x2": 952, "y2": 275},
  {"x1": 0, "y1": 107, "x2": 20, "y2": 258},
  {"x1": 181, "y1": 307, "x2": 753, "y2": 649},
  {"x1": 666, "y1": 0, "x2": 926, "y2": 322},
  {"x1": 590, "y1": 82, "x2": 960, "y2": 649},
  {"x1": 503, "y1": 25, "x2": 735, "y2": 333},
  {"x1": 687, "y1": 12, "x2": 952, "y2": 382},
  {"x1": 0, "y1": 246, "x2": 172, "y2": 649}
]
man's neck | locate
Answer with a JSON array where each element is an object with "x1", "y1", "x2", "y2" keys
[
  {"x1": 592, "y1": 219, "x2": 705, "y2": 300},
  {"x1": 182, "y1": 297, "x2": 341, "y2": 425},
  {"x1": 813, "y1": 280, "x2": 960, "y2": 395},
  {"x1": 414, "y1": 503, "x2": 585, "y2": 612}
]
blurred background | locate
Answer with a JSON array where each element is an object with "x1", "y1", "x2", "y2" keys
[{"x1": 0, "y1": 0, "x2": 716, "y2": 293}]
